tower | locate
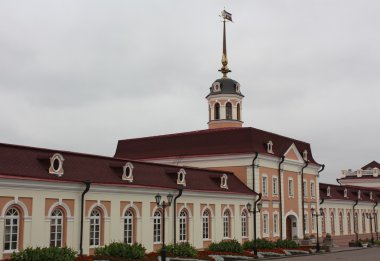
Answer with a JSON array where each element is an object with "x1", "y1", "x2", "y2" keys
[{"x1": 207, "y1": 10, "x2": 244, "y2": 129}]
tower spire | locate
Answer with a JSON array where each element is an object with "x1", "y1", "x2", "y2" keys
[{"x1": 219, "y1": 10, "x2": 232, "y2": 78}]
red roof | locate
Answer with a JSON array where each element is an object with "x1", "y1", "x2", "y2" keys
[
  {"x1": 0, "y1": 142, "x2": 255, "y2": 195},
  {"x1": 361, "y1": 161, "x2": 380, "y2": 170},
  {"x1": 114, "y1": 127, "x2": 320, "y2": 165},
  {"x1": 319, "y1": 183, "x2": 380, "y2": 202}
]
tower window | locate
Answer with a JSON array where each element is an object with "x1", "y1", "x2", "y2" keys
[
  {"x1": 237, "y1": 103, "x2": 241, "y2": 121},
  {"x1": 226, "y1": 102, "x2": 232, "y2": 120},
  {"x1": 214, "y1": 103, "x2": 220, "y2": 120}
]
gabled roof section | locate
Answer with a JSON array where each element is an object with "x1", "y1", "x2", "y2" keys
[
  {"x1": 0, "y1": 142, "x2": 255, "y2": 195},
  {"x1": 284, "y1": 143, "x2": 303, "y2": 162},
  {"x1": 114, "y1": 127, "x2": 319, "y2": 165},
  {"x1": 362, "y1": 161, "x2": 380, "y2": 170}
]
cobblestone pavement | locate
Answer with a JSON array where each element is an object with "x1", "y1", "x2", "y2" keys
[{"x1": 269, "y1": 247, "x2": 380, "y2": 261}]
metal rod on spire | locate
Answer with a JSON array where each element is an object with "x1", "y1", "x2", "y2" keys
[{"x1": 219, "y1": 9, "x2": 233, "y2": 78}]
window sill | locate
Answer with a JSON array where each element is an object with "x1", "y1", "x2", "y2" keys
[
  {"x1": 203, "y1": 238, "x2": 211, "y2": 241},
  {"x1": 3, "y1": 250, "x2": 18, "y2": 254}
]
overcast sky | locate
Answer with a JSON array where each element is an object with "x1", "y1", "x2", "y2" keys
[{"x1": 1, "y1": 0, "x2": 379, "y2": 184}]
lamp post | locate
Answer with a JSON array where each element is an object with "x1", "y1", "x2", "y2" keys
[
  {"x1": 365, "y1": 212, "x2": 374, "y2": 244},
  {"x1": 155, "y1": 192, "x2": 173, "y2": 261},
  {"x1": 246, "y1": 193, "x2": 262, "y2": 257},
  {"x1": 311, "y1": 207, "x2": 324, "y2": 252}
]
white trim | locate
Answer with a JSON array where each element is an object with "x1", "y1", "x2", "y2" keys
[
  {"x1": 177, "y1": 205, "x2": 192, "y2": 218},
  {"x1": 87, "y1": 202, "x2": 109, "y2": 218},
  {"x1": 47, "y1": 201, "x2": 72, "y2": 217},
  {"x1": 121, "y1": 203, "x2": 141, "y2": 218},
  {"x1": 1, "y1": 199, "x2": 30, "y2": 217}
]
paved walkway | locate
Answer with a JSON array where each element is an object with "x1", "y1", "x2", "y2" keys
[{"x1": 269, "y1": 247, "x2": 380, "y2": 261}]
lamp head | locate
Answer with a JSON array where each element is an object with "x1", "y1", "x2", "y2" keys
[
  {"x1": 155, "y1": 193, "x2": 161, "y2": 206},
  {"x1": 246, "y1": 202, "x2": 252, "y2": 212},
  {"x1": 319, "y1": 207, "x2": 324, "y2": 216},
  {"x1": 167, "y1": 193, "x2": 174, "y2": 206},
  {"x1": 311, "y1": 207, "x2": 315, "y2": 215},
  {"x1": 257, "y1": 202, "x2": 263, "y2": 212}
]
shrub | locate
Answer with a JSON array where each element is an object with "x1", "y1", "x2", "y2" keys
[
  {"x1": 275, "y1": 239, "x2": 298, "y2": 249},
  {"x1": 162, "y1": 242, "x2": 197, "y2": 258},
  {"x1": 208, "y1": 239, "x2": 243, "y2": 253},
  {"x1": 95, "y1": 242, "x2": 145, "y2": 260},
  {"x1": 11, "y1": 246, "x2": 76, "y2": 261}
]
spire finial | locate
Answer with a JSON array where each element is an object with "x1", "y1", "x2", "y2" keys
[{"x1": 219, "y1": 9, "x2": 233, "y2": 78}]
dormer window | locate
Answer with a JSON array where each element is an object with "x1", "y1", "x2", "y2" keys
[
  {"x1": 49, "y1": 153, "x2": 64, "y2": 176},
  {"x1": 344, "y1": 188, "x2": 348, "y2": 198},
  {"x1": 122, "y1": 162, "x2": 134, "y2": 182},
  {"x1": 267, "y1": 140, "x2": 274, "y2": 154},
  {"x1": 358, "y1": 190, "x2": 361, "y2": 199},
  {"x1": 213, "y1": 82, "x2": 221, "y2": 92},
  {"x1": 370, "y1": 192, "x2": 373, "y2": 200},
  {"x1": 303, "y1": 150, "x2": 308, "y2": 161},
  {"x1": 220, "y1": 174, "x2": 228, "y2": 189},
  {"x1": 235, "y1": 83, "x2": 241, "y2": 93},
  {"x1": 327, "y1": 186, "x2": 331, "y2": 197},
  {"x1": 177, "y1": 168, "x2": 186, "y2": 186}
]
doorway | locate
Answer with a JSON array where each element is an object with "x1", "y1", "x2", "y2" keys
[{"x1": 286, "y1": 215, "x2": 297, "y2": 240}]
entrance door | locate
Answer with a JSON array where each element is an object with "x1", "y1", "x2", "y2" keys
[{"x1": 286, "y1": 216, "x2": 292, "y2": 239}]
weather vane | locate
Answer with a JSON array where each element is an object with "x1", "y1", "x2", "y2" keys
[{"x1": 219, "y1": 9, "x2": 233, "y2": 78}]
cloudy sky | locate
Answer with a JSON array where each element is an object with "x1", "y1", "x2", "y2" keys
[{"x1": 1, "y1": 0, "x2": 379, "y2": 184}]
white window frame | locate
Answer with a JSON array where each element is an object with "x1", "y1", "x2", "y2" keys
[
  {"x1": 288, "y1": 178, "x2": 294, "y2": 197},
  {"x1": 241, "y1": 211, "x2": 248, "y2": 238},
  {"x1": 202, "y1": 210, "x2": 210, "y2": 240},
  {"x1": 262, "y1": 175, "x2": 268, "y2": 195},
  {"x1": 179, "y1": 210, "x2": 187, "y2": 242},
  {"x1": 153, "y1": 210, "x2": 161, "y2": 243},
  {"x1": 223, "y1": 210, "x2": 230, "y2": 238},
  {"x1": 124, "y1": 209, "x2": 133, "y2": 244},
  {"x1": 263, "y1": 213, "x2": 269, "y2": 237},
  {"x1": 50, "y1": 208, "x2": 63, "y2": 247},
  {"x1": 310, "y1": 181, "x2": 315, "y2": 198},
  {"x1": 303, "y1": 180, "x2": 308, "y2": 199},
  {"x1": 304, "y1": 213, "x2": 309, "y2": 233},
  {"x1": 272, "y1": 177, "x2": 278, "y2": 196},
  {"x1": 273, "y1": 212, "x2": 279, "y2": 236},
  {"x1": 90, "y1": 208, "x2": 101, "y2": 247},
  {"x1": 4, "y1": 208, "x2": 19, "y2": 252}
]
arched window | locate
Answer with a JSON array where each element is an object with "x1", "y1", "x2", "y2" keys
[
  {"x1": 214, "y1": 103, "x2": 220, "y2": 120},
  {"x1": 90, "y1": 208, "x2": 101, "y2": 247},
  {"x1": 321, "y1": 210, "x2": 326, "y2": 233},
  {"x1": 362, "y1": 213, "x2": 366, "y2": 233},
  {"x1": 179, "y1": 210, "x2": 188, "y2": 242},
  {"x1": 241, "y1": 210, "x2": 248, "y2": 237},
  {"x1": 237, "y1": 103, "x2": 241, "y2": 121},
  {"x1": 354, "y1": 212, "x2": 358, "y2": 234},
  {"x1": 223, "y1": 210, "x2": 231, "y2": 238},
  {"x1": 347, "y1": 212, "x2": 351, "y2": 234},
  {"x1": 124, "y1": 209, "x2": 134, "y2": 244},
  {"x1": 339, "y1": 212, "x2": 343, "y2": 234},
  {"x1": 330, "y1": 212, "x2": 335, "y2": 235},
  {"x1": 226, "y1": 102, "x2": 232, "y2": 120},
  {"x1": 50, "y1": 208, "x2": 64, "y2": 247},
  {"x1": 153, "y1": 210, "x2": 161, "y2": 243},
  {"x1": 4, "y1": 208, "x2": 20, "y2": 251},
  {"x1": 202, "y1": 210, "x2": 210, "y2": 240}
]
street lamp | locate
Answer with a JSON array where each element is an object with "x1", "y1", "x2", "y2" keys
[
  {"x1": 310, "y1": 207, "x2": 324, "y2": 252},
  {"x1": 365, "y1": 212, "x2": 374, "y2": 244},
  {"x1": 155, "y1": 192, "x2": 173, "y2": 261},
  {"x1": 246, "y1": 193, "x2": 262, "y2": 257}
]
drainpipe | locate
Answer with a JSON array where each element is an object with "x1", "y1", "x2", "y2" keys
[
  {"x1": 301, "y1": 161, "x2": 309, "y2": 238},
  {"x1": 80, "y1": 181, "x2": 91, "y2": 255},
  {"x1": 353, "y1": 199, "x2": 359, "y2": 242},
  {"x1": 373, "y1": 201, "x2": 378, "y2": 240},
  {"x1": 173, "y1": 188, "x2": 183, "y2": 244},
  {"x1": 251, "y1": 152, "x2": 259, "y2": 191},
  {"x1": 278, "y1": 156, "x2": 285, "y2": 239}
]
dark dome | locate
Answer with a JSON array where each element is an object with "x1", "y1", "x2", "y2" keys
[{"x1": 206, "y1": 77, "x2": 244, "y2": 98}]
